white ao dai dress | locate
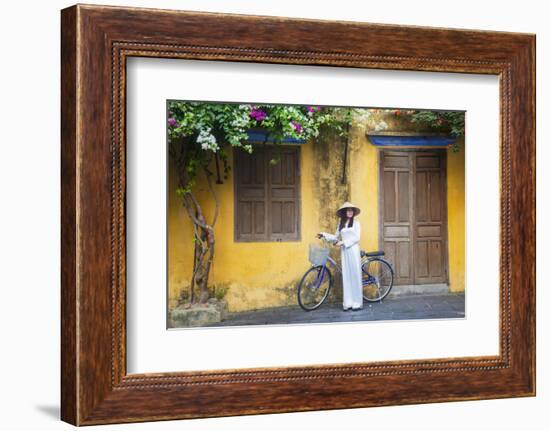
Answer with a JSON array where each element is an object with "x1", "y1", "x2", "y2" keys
[{"x1": 321, "y1": 220, "x2": 363, "y2": 310}]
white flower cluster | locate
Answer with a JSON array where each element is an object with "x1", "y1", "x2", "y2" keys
[
  {"x1": 196, "y1": 127, "x2": 219, "y2": 152},
  {"x1": 302, "y1": 116, "x2": 316, "y2": 137},
  {"x1": 228, "y1": 131, "x2": 248, "y2": 147},
  {"x1": 231, "y1": 111, "x2": 249, "y2": 129},
  {"x1": 374, "y1": 120, "x2": 388, "y2": 132},
  {"x1": 356, "y1": 109, "x2": 372, "y2": 121},
  {"x1": 286, "y1": 106, "x2": 300, "y2": 116}
]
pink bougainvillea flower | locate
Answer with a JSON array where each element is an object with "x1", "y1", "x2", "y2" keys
[
  {"x1": 306, "y1": 106, "x2": 321, "y2": 113},
  {"x1": 168, "y1": 117, "x2": 179, "y2": 127},
  {"x1": 291, "y1": 121, "x2": 303, "y2": 133},
  {"x1": 250, "y1": 108, "x2": 267, "y2": 122}
]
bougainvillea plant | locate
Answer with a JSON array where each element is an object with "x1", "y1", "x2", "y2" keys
[
  {"x1": 388, "y1": 109, "x2": 465, "y2": 151},
  {"x1": 167, "y1": 101, "x2": 355, "y2": 304}
]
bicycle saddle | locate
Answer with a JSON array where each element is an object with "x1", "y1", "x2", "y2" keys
[{"x1": 361, "y1": 250, "x2": 385, "y2": 257}]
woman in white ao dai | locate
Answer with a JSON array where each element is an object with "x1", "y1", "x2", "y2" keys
[{"x1": 318, "y1": 202, "x2": 363, "y2": 311}]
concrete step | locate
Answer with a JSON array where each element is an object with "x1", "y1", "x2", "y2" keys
[{"x1": 388, "y1": 283, "x2": 449, "y2": 297}]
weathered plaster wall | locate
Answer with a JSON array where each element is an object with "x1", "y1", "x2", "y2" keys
[
  {"x1": 168, "y1": 111, "x2": 466, "y2": 313},
  {"x1": 348, "y1": 120, "x2": 380, "y2": 255},
  {"x1": 446, "y1": 136, "x2": 466, "y2": 292},
  {"x1": 168, "y1": 129, "x2": 349, "y2": 313}
]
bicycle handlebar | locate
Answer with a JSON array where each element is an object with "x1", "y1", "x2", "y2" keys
[{"x1": 316, "y1": 234, "x2": 339, "y2": 246}]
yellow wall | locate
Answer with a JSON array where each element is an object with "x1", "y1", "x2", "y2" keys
[
  {"x1": 446, "y1": 137, "x2": 466, "y2": 292},
  {"x1": 168, "y1": 123, "x2": 466, "y2": 313},
  {"x1": 348, "y1": 123, "x2": 379, "y2": 254},
  {"x1": 168, "y1": 142, "x2": 322, "y2": 312}
]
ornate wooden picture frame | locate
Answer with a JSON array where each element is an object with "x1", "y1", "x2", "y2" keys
[{"x1": 61, "y1": 4, "x2": 535, "y2": 425}]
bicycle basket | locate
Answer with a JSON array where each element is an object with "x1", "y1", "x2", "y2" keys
[{"x1": 309, "y1": 243, "x2": 330, "y2": 266}]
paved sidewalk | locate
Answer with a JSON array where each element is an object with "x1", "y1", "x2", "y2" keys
[{"x1": 209, "y1": 293, "x2": 465, "y2": 327}]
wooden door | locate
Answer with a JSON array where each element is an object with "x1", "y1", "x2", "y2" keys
[{"x1": 380, "y1": 150, "x2": 448, "y2": 285}]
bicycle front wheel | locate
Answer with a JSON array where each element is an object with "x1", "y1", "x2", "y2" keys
[
  {"x1": 297, "y1": 265, "x2": 332, "y2": 311},
  {"x1": 362, "y1": 258, "x2": 394, "y2": 302}
]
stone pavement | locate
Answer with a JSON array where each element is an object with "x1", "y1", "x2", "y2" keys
[{"x1": 208, "y1": 293, "x2": 465, "y2": 327}]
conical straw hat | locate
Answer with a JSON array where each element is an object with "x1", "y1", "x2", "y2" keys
[{"x1": 336, "y1": 201, "x2": 361, "y2": 217}]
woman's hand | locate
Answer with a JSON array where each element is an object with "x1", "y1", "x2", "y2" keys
[
  {"x1": 316, "y1": 233, "x2": 323, "y2": 239},
  {"x1": 335, "y1": 240, "x2": 344, "y2": 247}
]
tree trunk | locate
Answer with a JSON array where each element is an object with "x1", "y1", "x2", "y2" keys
[
  {"x1": 170, "y1": 137, "x2": 221, "y2": 305},
  {"x1": 179, "y1": 169, "x2": 219, "y2": 304}
]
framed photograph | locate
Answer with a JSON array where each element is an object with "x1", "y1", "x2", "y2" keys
[{"x1": 61, "y1": 4, "x2": 535, "y2": 425}]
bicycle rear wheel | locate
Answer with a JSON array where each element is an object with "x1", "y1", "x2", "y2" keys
[
  {"x1": 362, "y1": 258, "x2": 394, "y2": 302},
  {"x1": 297, "y1": 265, "x2": 332, "y2": 311}
]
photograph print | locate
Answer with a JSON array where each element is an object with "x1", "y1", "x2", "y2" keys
[{"x1": 166, "y1": 101, "x2": 466, "y2": 329}]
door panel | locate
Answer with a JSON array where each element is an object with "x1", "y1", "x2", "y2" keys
[
  {"x1": 429, "y1": 171, "x2": 442, "y2": 221},
  {"x1": 396, "y1": 242, "x2": 411, "y2": 280},
  {"x1": 380, "y1": 151, "x2": 413, "y2": 285},
  {"x1": 414, "y1": 172, "x2": 428, "y2": 222},
  {"x1": 398, "y1": 172, "x2": 410, "y2": 222},
  {"x1": 413, "y1": 152, "x2": 447, "y2": 284},
  {"x1": 428, "y1": 241, "x2": 444, "y2": 278},
  {"x1": 415, "y1": 240, "x2": 428, "y2": 278},
  {"x1": 380, "y1": 150, "x2": 448, "y2": 285},
  {"x1": 383, "y1": 171, "x2": 396, "y2": 221}
]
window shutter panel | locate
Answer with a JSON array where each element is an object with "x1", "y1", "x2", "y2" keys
[
  {"x1": 235, "y1": 148, "x2": 267, "y2": 241},
  {"x1": 268, "y1": 147, "x2": 300, "y2": 241}
]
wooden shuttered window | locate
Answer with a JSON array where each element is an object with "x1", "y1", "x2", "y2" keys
[{"x1": 234, "y1": 146, "x2": 301, "y2": 242}]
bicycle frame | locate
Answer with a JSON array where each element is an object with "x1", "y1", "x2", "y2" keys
[
  {"x1": 312, "y1": 237, "x2": 390, "y2": 289},
  {"x1": 312, "y1": 255, "x2": 378, "y2": 287},
  {"x1": 323, "y1": 256, "x2": 339, "y2": 272},
  {"x1": 310, "y1": 259, "x2": 336, "y2": 288}
]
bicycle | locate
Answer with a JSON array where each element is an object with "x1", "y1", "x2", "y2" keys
[{"x1": 296, "y1": 238, "x2": 394, "y2": 311}]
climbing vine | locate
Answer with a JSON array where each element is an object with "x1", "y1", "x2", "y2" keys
[{"x1": 167, "y1": 102, "x2": 355, "y2": 304}]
